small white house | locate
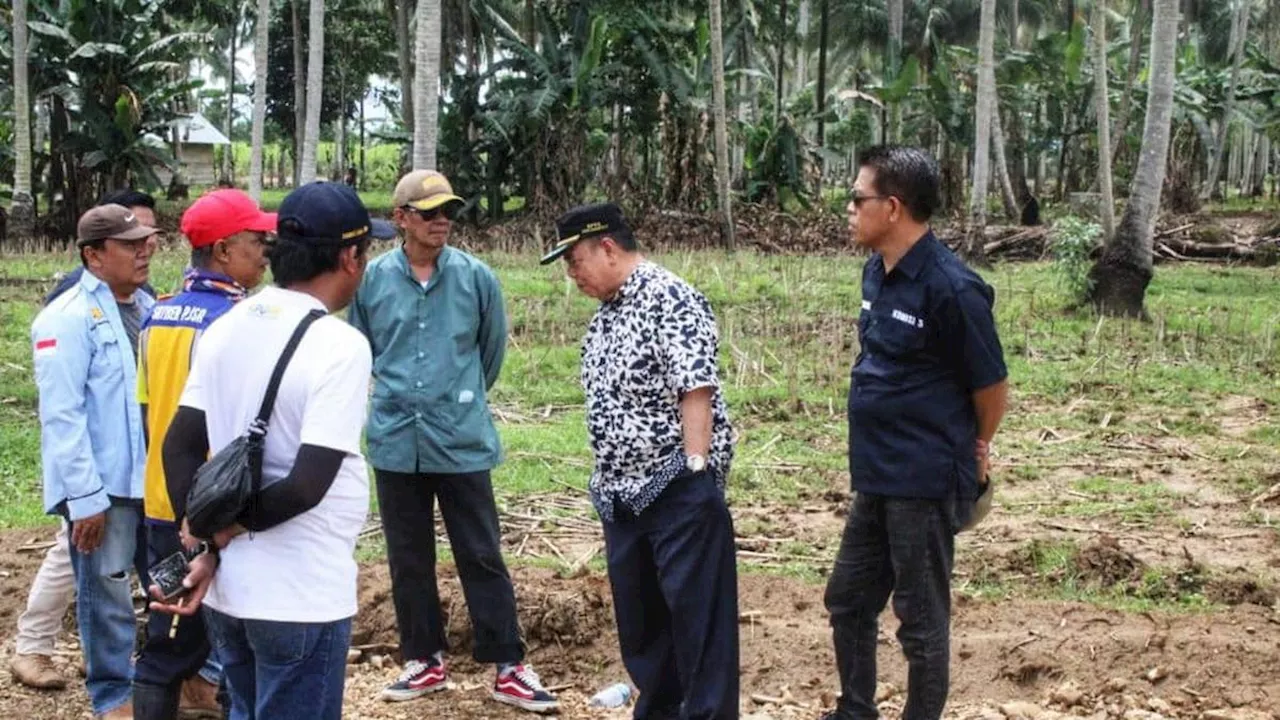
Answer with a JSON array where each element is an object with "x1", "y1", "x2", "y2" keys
[{"x1": 151, "y1": 113, "x2": 231, "y2": 187}]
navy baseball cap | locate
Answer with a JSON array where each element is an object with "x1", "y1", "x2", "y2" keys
[
  {"x1": 276, "y1": 182, "x2": 396, "y2": 245},
  {"x1": 540, "y1": 202, "x2": 632, "y2": 264}
]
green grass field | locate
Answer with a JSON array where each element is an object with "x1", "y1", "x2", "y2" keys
[{"x1": 2, "y1": 250, "x2": 1278, "y2": 607}]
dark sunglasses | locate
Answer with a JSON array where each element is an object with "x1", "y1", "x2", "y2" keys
[
  {"x1": 403, "y1": 205, "x2": 457, "y2": 222},
  {"x1": 850, "y1": 194, "x2": 892, "y2": 208}
]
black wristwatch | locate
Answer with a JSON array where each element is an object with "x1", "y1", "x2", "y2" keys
[{"x1": 187, "y1": 541, "x2": 218, "y2": 560}]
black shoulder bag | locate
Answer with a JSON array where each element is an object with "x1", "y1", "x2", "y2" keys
[{"x1": 185, "y1": 309, "x2": 326, "y2": 539}]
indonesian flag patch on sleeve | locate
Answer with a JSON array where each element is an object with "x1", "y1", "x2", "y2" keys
[{"x1": 34, "y1": 338, "x2": 57, "y2": 357}]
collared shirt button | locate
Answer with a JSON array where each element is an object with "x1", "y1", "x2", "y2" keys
[
  {"x1": 417, "y1": 351, "x2": 425, "y2": 359},
  {"x1": 415, "y1": 380, "x2": 423, "y2": 388},
  {"x1": 417, "y1": 322, "x2": 425, "y2": 329}
]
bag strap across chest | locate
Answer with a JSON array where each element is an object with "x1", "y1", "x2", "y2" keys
[{"x1": 250, "y1": 308, "x2": 327, "y2": 437}]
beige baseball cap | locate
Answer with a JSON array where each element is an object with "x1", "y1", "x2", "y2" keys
[
  {"x1": 76, "y1": 204, "x2": 159, "y2": 246},
  {"x1": 393, "y1": 170, "x2": 464, "y2": 211}
]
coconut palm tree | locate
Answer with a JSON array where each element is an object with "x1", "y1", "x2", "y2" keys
[
  {"x1": 1094, "y1": 0, "x2": 1116, "y2": 239},
  {"x1": 393, "y1": 0, "x2": 415, "y2": 137},
  {"x1": 1201, "y1": 0, "x2": 1250, "y2": 201},
  {"x1": 710, "y1": 0, "x2": 735, "y2": 249},
  {"x1": 887, "y1": 0, "x2": 903, "y2": 141},
  {"x1": 1089, "y1": 0, "x2": 1179, "y2": 316},
  {"x1": 413, "y1": 0, "x2": 442, "y2": 170},
  {"x1": 298, "y1": 0, "x2": 323, "y2": 184},
  {"x1": 964, "y1": 0, "x2": 998, "y2": 264},
  {"x1": 249, "y1": 0, "x2": 269, "y2": 200},
  {"x1": 292, "y1": 0, "x2": 306, "y2": 184},
  {"x1": 9, "y1": 0, "x2": 35, "y2": 240}
]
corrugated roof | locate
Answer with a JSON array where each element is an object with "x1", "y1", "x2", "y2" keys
[{"x1": 168, "y1": 113, "x2": 231, "y2": 146}]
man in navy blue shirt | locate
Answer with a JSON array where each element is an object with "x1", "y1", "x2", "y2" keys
[{"x1": 823, "y1": 146, "x2": 1009, "y2": 720}]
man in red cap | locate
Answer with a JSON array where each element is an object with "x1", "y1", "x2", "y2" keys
[{"x1": 131, "y1": 189, "x2": 275, "y2": 720}]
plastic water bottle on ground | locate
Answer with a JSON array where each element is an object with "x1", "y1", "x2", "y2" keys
[{"x1": 589, "y1": 682, "x2": 634, "y2": 708}]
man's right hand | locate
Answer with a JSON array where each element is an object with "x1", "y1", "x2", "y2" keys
[
  {"x1": 148, "y1": 552, "x2": 217, "y2": 617},
  {"x1": 71, "y1": 512, "x2": 106, "y2": 554}
]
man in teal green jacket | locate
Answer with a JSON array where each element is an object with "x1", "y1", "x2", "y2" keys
[{"x1": 348, "y1": 170, "x2": 558, "y2": 713}]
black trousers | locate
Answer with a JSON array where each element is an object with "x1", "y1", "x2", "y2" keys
[
  {"x1": 374, "y1": 469, "x2": 523, "y2": 664},
  {"x1": 823, "y1": 493, "x2": 956, "y2": 720},
  {"x1": 602, "y1": 471, "x2": 740, "y2": 720},
  {"x1": 135, "y1": 523, "x2": 215, "y2": 688}
]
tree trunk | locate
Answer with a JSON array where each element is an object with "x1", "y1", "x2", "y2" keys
[
  {"x1": 1089, "y1": 0, "x2": 1178, "y2": 317},
  {"x1": 524, "y1": 0, "x2": 536, "y2": 46},
  {"x1": 1252, "y1": 134, "x2": 1270, "y2": 197},
  {"x1": 795, "y1": 0, "x2": 810, "y2": 93},
  {"x1": 1093, "y1": 0, "x2": 1116, "y2": 240},
  {"x1": 249, "y1": 0, "x2": 270, "y2": 200},
  {"x1": 1035, "y1": 101, "x2": 1047, "y2": 194},
  {"x1": 733, "y1": 17, "x2": 751, "y2": 186},
  {"x1": 775, "y1": 0, "x2": 788, "y2": 121},
  {"x1": 1239, "y1": 126, "x2": 1255, "y2": 197},
  {"x1": 816, "y1": 0, "x2": 830, "y2": 179},
  {"x1": 413, "y1": 0, "x2": 442, "y2": 170},
  {"x1": 888, "y1": 0, "x2": 904, "y2": 142},
  {"x1": 298, "y1": 0, "x2": 324, "y2": 185},
  {"x1": 292, "y1": 0, "x2": 306, "y2": 185},
  {"x1": 1011, "y1": 0, "x2": 1019, "y2": 46},
  {"x1": 9, "y1": 0, "x2": 36, "y2": 242},
  {"x1": 1202, "y1": 0, "x2": 1249, "y2": 201},
  {"x1": 1111, "y1": 0, "x2": 1148, "y2": 163},
  {"x1": 336, "y1": 80, "x2": 348, "y2": 182},
  {"x1": 709, "y1": 0, "x2": 735, "y2": 249},
  {"x1": 359, "y1": 95, "x2": 368, "y2": 190},
  {"x1": 965, "y1": 0, "x2": 998, "y2": 264},
  {"x1": 395, "y1": 0, "x2": 415, "y2": 137},
  {"x1": 225, "y1": 7, "x2": 238, "y2": 184},
  {"x1": 991, "y1": 106, "x2": 1019, "y2": 222}
]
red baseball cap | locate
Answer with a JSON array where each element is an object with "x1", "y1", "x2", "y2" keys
[{"x1": 180, "y1": 189, "x2": 278, "y2": 248}]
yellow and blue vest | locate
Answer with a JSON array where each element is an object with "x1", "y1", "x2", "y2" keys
[{"x1": 137, "y1": 271, "x2": 246, "y2": 524}]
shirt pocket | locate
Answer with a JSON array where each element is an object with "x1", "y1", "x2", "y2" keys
[
  {"x1": 868, "y1": 314, "x2": 927, "y2": 359},
  {"x1": 88, "y1": 323, "x2": 125, "y2": 384}
]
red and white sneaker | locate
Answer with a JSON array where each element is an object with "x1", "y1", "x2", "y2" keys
[
  {"x1": 380, "y1": 657, "x2": 448, "y2": 702},
  {"x1": 492, "y1": 664, "x2": 560, "y2": 713}
]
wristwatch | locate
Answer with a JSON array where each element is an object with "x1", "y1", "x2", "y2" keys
[{"x1": 686, "y1": 454, "x2": 707, "y2": 473}]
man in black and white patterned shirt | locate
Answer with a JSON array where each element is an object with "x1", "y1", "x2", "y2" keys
[{"x1": 541, "y1": 202, "x2": 739, "y2": 720}]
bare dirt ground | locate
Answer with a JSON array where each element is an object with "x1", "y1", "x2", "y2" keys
[{"x1": 0, "y1": 504, "x2": 1277, "y2": 719}]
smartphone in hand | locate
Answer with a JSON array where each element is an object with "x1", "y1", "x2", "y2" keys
[{"x1": 148, "y1": 550, "x2": 192, "y2": 601}]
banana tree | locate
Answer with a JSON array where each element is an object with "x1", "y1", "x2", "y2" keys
[{"x1": 25, "y1": 0, "x2": 206, "y2": 236}]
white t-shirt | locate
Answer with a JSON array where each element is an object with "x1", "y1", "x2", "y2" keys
[{"x1": 181, "y1": 286, "x2": 372, "y2": 623}]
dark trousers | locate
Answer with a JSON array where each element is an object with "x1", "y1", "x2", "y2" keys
[
  {"x1": 602, "y1": 471, "x2": 740, "y2": 720},
  {"x1": 823, "y1": 493, "x2": 955, "y2": 720},
  {"x1": 374, "y1": 468, "x2": 523, "y2": 664},
  {"x1": 135, "y1": 523, "x2": 217, "y2": 689}
]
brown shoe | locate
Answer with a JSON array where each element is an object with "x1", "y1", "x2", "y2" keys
[
  {"x1": 178, "y1": 675, "x2": 223, "y2": 719},
  {"x1": 98, "y1": 702, "x2": 133, "y2": 720},
  {"x1": 9, "y1": 653, "x2": 67, "y2": 690}
]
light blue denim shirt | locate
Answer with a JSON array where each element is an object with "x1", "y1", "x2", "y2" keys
[
  {"x1": 348, "y1": 245, "x2": 507, "y2": 474},
  {"x1": 32, "y1": 270, "x2": 153, "y2": 520}
]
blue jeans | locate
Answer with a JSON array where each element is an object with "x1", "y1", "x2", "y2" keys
[
  {"x1": 205, "y1": 608, "x2": 351, "y2": 720},
  {"x1": 67, "y1": 504, "x2": 143, "y2": 715}
]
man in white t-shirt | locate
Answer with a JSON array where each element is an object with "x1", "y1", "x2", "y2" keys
[{"x1": 153, "y1": 182, "x2": 394, "y2": 719}]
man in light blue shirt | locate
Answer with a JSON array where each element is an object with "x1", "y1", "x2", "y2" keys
[{"x1": 32, "y1": 203, "x2": 158, "y2": 720}]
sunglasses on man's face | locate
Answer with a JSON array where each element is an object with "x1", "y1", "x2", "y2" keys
[{"x1": 403, "y1": 205, "x2": 456, "y2": 222}]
